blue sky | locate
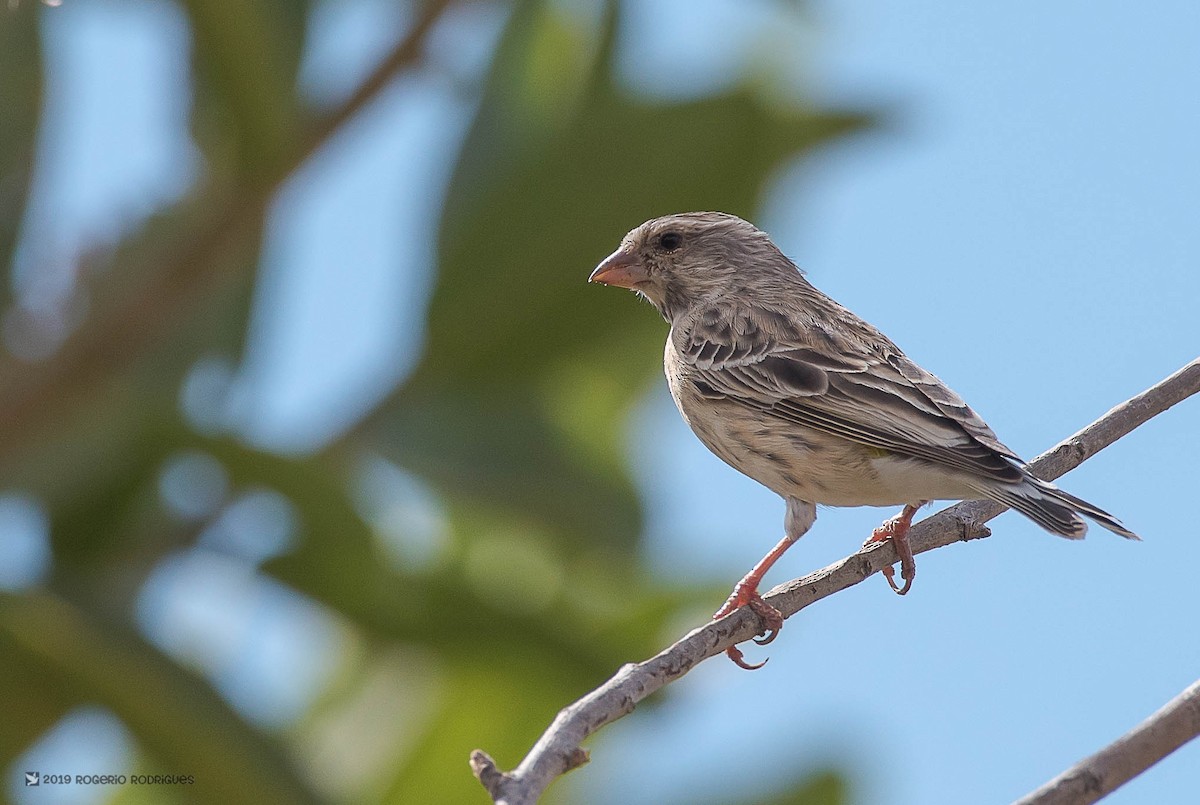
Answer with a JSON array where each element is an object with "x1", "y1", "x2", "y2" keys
[{"x1": 7, "y1": 1, "x2": 1199, "y2": 804}]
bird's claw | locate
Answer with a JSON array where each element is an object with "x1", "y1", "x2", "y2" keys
[
  {"x1": 881, "y1": 561, "x2": 914, "y2": 596},
  {"x1": 745, "y1": 591, "x2": 784, "y2": 637},
  {"x1": 725, "y1": 644, "x2": 769, "y2": 670},
  {"x1": 713, "y1": 583, "x2": 784, "y2": 669},
  {"x1": 753, "y1": 628, "x2": 778, "y2": 646},
  {"x1": 867, "y1": 504, "x2": 919, "y2": 595}
]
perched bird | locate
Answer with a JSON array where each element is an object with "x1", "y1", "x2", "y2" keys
[{"x1": 589, "y1": 211, "x2": 1138, "y2": 669}]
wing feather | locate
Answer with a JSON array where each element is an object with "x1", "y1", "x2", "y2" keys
[{"x1": 673, "y1": 303, "x2": 1024, "y2": 484}]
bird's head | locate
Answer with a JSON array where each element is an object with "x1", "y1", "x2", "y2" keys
[{"x1": 589, "y1": 211, "x2": 799, "y2": 320}]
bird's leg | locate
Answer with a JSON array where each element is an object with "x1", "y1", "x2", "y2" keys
[
  {"x1": 713, "y1": 533, "x2": 798, "y2": 670},
  {"x1": 865, "y1": 503, "x2": 922, "y2": 595}
]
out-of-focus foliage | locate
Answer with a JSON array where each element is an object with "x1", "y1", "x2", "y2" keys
[
  {"x1": 0, "y1": 1, "x2": 867, "y2": 802},
  {"x1": 0, "y1": 5, "x2": 41, "y2": 300},
  {"x1": 761, "y1": 770, "x2": 848, "y2": 805}
]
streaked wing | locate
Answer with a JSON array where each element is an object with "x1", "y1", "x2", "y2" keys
[{"x1": 675, "y1": 303, "x2": 1024, "y2": 484}]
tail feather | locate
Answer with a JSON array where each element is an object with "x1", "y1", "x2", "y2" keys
[
  {"x1": 972, "y1": 476, "x2": 1140, "y2": 541},
  {"x1": 1032, "y1": 479, "x2": 1141, "y2": 540}
]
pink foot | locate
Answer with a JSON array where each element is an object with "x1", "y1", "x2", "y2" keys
[{"x1": 865, "y1": 504, "x2": 920, "y2": 595}]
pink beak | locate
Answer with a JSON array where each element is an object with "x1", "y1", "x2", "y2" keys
[{"x1": 589, "y1": 248, "x2": 649, "y2": 289}]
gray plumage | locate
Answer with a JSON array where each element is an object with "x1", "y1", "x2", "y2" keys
[{"x1": 592, "y1": 211, "x2": 1138, "y2": 544}]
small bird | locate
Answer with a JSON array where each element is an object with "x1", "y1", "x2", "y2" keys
[{"x1": 589, "y1": 212, "x2": 1138, "y2": 669}]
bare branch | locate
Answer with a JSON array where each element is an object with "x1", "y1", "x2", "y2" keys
[
  {"x1": 1012, "y1": 678, "x2": 1200, "y2": 805},
  {"x1": 470, "y1": 358, "x2": 1200, "y2": 805}
]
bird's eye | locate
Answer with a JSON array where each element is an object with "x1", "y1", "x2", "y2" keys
[{"x1": 658, "y1": 231, "x2": 683, "y2": 252}]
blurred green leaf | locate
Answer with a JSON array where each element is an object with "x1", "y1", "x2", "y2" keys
[
  {"x1": 379, "y1": 652, "x2": 594, "y2": 804},
  {"x1": 0, "y1": 2, "x2": 42, "y2": 303},
  {"x1": 0, "y1": 591, "x2": 318, "y2": 805},
  {"x1": 0, "y1": 645, "x2": 74, "y2": 763},
  {"x1": 370, "y1": 390, "x2": 644, "y2": 551},
  {"x1": 179, "y1": 0, "x2": 307, "y2": 181},
  {"x1": 755, "y1": 768, "x2": 850, "y2": 805},
  {"x1": 107, "y1": 763, "x2": 193, "y2": 805},
  {"x1": 261, "y1": 444, "x2": 703, "y2": 677}
]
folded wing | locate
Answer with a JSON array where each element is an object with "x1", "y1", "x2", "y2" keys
[{"x1": 675, "y1": 302, "x2": 1025, "y2": 485}]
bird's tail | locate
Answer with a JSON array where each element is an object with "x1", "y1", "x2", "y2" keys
[{"x1": 974, "y1": 476, "x2": 1140, "y2": 541}]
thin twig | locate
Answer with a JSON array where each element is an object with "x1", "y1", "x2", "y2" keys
[
  {"x1": 470, "y1": 358, "x2": 1200, "y2": 805},
  {"x1": 1011, "y1": 678, "x2": 1200, "y2": 805},
  {"x1": 0, "y1": 0, "x2": 456, "y2": 463}
]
